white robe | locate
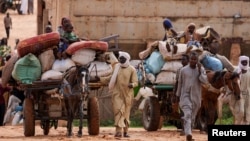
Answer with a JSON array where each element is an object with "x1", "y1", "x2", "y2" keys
[
  {"x1": 21, "y1": 0, "x2": 28, "y2": 14},
  {"x1": 176, "y1": 64, "x2": 208, "y2": 135}
]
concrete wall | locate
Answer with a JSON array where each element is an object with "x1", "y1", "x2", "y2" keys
[{"x1": 43, "y1": 0, "x2": 250, "y2": 59}]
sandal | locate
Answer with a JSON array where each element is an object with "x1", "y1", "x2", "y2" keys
[
  {"x1": 114, "y1": 132, "x2": 122, "y2": 138},
  {"x1": 123, "y1": 132, "x2": 130, "y2": 138}
]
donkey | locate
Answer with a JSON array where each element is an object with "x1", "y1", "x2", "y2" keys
[
  {"x1": 195, "y1": 70, "x2": 241, "y2": 133},
  {"x1": 60, "y1": 64, "x2": 90, "y2": 137}
]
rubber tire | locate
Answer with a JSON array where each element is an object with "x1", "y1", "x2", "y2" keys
[
  {"x1": 23, "y1": 98, "x2": 35, "y2": 137},
  {"x1": 87, "y1": 97, "x2": 100, "y2": 135},
  {"x1": 43, "y1": 120, "x2": 50, "y2": 135},
  {"x1": 142, "y1": 96, "x2": 160, "y2": 131}
]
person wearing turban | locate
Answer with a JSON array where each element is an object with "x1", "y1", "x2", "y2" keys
[
  {"x1": 162, "y1": 18, "x2": 178, "y2": 41},
  {"x1": 234, "y1": 55, "x2": 250, "y2": 125},
  {"x1": 97, "y1": 51, "x2": 138, "y2": 138},
  {"x1": 183, "y1": 23, "x2": 200, "y2": 43},
  {"x1": 162, "y1": 18, "x2": 179, "y2": 54}
]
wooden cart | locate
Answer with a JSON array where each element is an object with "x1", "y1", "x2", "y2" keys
[{"x1": 20, "y1": 79, "x2": 101, "y2": 137}]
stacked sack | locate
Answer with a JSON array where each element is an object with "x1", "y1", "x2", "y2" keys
[
  {"x1": 138, "y1": 39, "x2": 203, "y2": 85},
  {"x1": 1, "y1": 32, "x2": 112, "y2": 89}
]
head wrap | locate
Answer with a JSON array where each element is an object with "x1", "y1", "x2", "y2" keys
[
  {"x1": 119, "y1": 51, "x2": 130, "y2": 68},
  {"x1": 163, "y1": 19, "x2": 173, "y2": 29},
  {"x1": 238, "y1": 55, "x2": 249, "y2": 71},
  {"x1": 185, "y1": 23, "x2": 196, "y2": 32},
  {"x1": 108, "y1": 51, "x2": 131, "y2": 90},
  {"x1": 184, "y1": 23, "x2": 199, "y2": 43}
]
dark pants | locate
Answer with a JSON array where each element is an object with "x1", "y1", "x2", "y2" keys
[
  {"x1": 0, "y1": 103, "x2": 6, "y2": 126},
  {"x1": 5, "y1": 27, "x2": 10, "y2": 38}
]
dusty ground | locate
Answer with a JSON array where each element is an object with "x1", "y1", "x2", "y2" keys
[
  {"x1": 0, "y1": 1, "x2": 208, "y2": 141},
  {"x1": 0, "y1": 125, "x2": 208, "y2": 141},
  {"x1": 0, "y1": 8, "x2": 37, "y2": 51}
]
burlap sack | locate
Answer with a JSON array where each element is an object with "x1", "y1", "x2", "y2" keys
[
  {"x1": 155, "y1": 71, "x2": 176, "y2": 85},
  {"x1": 52, "y1": 58, "x2": 76, "y2": 73},
  {"x1": 88, "y1": 61, "x2": 113, "y2": 77},
  {"x1": 41, "y1": 70, "x2": 63, "y2": 80},
  {"x1": 158, "y1": 41, "x2": 187, "y2": 61},
  {"x1": 161, "y1": 60, "x2": 182, "y2": 73},
  {"x1": 12, "y1": 53, "x2": 42, "y2": 84},
  {"x1": 38, "y1": 49, "x2": 55, "y2": 73},
  {"x1": 71, "y1": 48, "x2": 96, "y2": 65}
]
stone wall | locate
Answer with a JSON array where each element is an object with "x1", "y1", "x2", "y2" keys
[{"x1": 42, "y1": 0, "x2": 250, "y2": 59}]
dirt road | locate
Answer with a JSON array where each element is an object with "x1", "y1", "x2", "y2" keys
[{"x1": 0, "y1": 3, "x2": 37, "y2": 50}]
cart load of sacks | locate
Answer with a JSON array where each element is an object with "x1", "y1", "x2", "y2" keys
[
  {"x1": 136, "y1": 40, "x2": 224, "y2": 85},
  {"x1": 1, "y1": 32, "x2": 116, "y2": 89}
]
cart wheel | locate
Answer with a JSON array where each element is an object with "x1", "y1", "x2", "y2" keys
[
  {"x1": 87, "y1": 97, "x2": 100, "y2": 135},
  {"x1": 43, "y1": 120, "x2": 50, "y2": 135},
  {"x1": 23, "y1": 98, "x2": 35, "y2": 136},
  {"x1": 142, "y1": 96, "x2": 160, "y2": 131}
]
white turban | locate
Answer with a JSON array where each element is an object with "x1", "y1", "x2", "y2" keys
[
  {"x1": 119, "y1": 51, "x2": 130, "y2": 68},
  {"x1": 108, "y1": 51, "x2": 131, "y2": 90},
  {"x1": 239, "y1": 55, "x2": 249, "y2": 71},
  {"x1": 119, "y1": 51, "x2": 130, "y2": 60}
]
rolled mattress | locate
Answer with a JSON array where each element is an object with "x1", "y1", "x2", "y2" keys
[
  {"x1": 66, "y1": 40, "x2": 108, "y2": 55},
  {"x1": 17, "y1": 32, "x2": 60, "y2": 57}
]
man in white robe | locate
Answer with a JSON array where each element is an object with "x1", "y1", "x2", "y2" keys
[
  {"x1": 99, "y1": 51, "x2": 138, "y2": 138},
  {"x1": 234, "y1": 55, "x2": 250, "y2": 124}
]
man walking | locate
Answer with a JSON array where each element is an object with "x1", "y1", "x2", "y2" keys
[
  {"x1": 97, "y1": 51, "x2": 138, "y2": 138},
  {"x1": 234, "y1": 55, "x2": 250, "y2": 125},
  {"x1": 176, "y1": 52, "x2": 210, "y2": 141},
  {"x1": 3, "y1": 13, "x2": 12, "y2": 39}
]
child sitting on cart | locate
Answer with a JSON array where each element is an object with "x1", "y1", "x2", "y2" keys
[{"x1": 58, "y1": 23, "x2": 79, "y2": 59}]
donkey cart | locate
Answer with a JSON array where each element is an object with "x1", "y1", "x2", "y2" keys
[{"x1": 20, "y1": 77, "x2": 101, "y2": 137}]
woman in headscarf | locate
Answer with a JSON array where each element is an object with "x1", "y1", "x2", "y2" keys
[
  {"x1": 97, "y1": 51, "x2": 138, "y2": 138},
  {"x1": 234, "y1": 55, "x2": 250, "y2": 125}
]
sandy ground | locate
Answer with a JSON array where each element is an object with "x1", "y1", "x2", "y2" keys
[
  {"x1": 0, "y1": 1, "x2": 208, "y2": 141},
  {"x1": 0, "y1": 125, "x2": 208, "y2": 141},
  {"x1": 0, "y1": 2, "x2": 37, "y2": 50}
]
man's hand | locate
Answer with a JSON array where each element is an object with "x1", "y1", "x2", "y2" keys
[{"x1": 128, "y1": 83, "x2": 133, "y2": 88}]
